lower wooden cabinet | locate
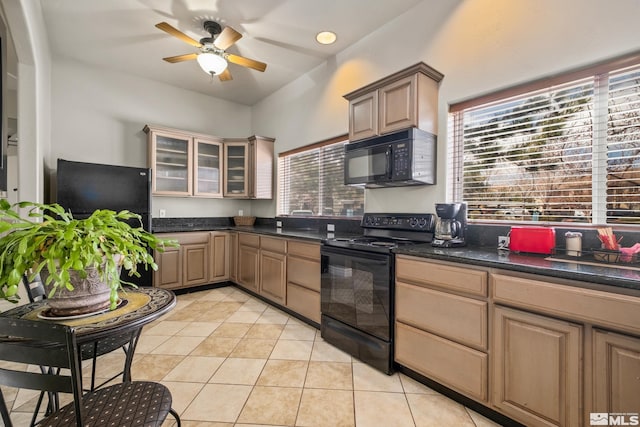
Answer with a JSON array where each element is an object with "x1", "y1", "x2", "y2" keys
[
  {"x1": 153, "y1": 244, "x2": 182, "y2": 289},
  {"x1": 286, "y1": 240, "x2": 321, "y2": 323},
  {"x1": 260, "y1": 249, "x2": 286, "y2": 304},
  {"x1": 183, "y1": 242, "x2": 209, "y2": 287},
  {"x1": 229, "y1": 232, "x2": 237, "y2": 282},
  {"x1": 396, "y1": 321, "x2": 488, "y2": 401},
  {"x1": 209, "y1": 232, "x2": 230, "y2": 282},
  {"x1": 154, "y1": 232, "x2": 210, "y2": 290},
  {"x1": 237, "y1": 240, "x2": 259, "y2": 292},
  {"x1": 257, "y1": 236, "x2": 287, "y2": 304},
  {"x1": 592, "y1": 330, "x2": 640, "y2": 415},
  {"x1": 233, "y1": 234, "x2": 320, "y2": 323},
  {"x1": 395, "y1": 256, "x2": 489, "y2": 402},
  {"x1": 492, "y1": 306, "x2": 582, "y2": 427}
]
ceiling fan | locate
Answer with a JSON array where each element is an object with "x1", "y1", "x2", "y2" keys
[{"x1": 155, "y1": 20, "x2": 267, "y2": 82}]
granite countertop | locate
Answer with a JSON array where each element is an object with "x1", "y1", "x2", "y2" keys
[{"x1": 395, "y1": 244, "x2": 640, "y2": 291}]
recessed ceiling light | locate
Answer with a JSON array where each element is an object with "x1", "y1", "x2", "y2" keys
[{"x1": 316, "y1": 31, "x2": 337, "y2": 45}]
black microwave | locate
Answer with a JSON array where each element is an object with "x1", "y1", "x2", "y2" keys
[{"x1": 344, "y1": 128, "x2": 436, "y2": 188}]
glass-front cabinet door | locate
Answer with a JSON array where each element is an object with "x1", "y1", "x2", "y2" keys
[
  {"x1": 147, "y1": 128, "x2": 192, "y2": 196},
  {"x1": 194, "y1": 138, "x2": 223, "y2": 197},
  {"x1": 224, "y1": 141, "x2": 249, "y2": 197}
]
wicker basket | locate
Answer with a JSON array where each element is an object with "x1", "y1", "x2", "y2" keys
[{"x1": 233, "y1": 216, "x2": 256, "y2": 226}]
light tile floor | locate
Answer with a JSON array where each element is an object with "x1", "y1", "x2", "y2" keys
[{"x1": 3, "y1": 286, "x2": 503, "y2": 426}]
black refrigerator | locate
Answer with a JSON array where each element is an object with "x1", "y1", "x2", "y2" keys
[{"x1": 56, "y1": 158, "x2": 153, "y2": 287}]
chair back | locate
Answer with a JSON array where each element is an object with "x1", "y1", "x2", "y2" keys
[
  {"x1": 0, "y1": 317, "x2": 85, "y2": 426},
  {"x1": 22, "y1": 273, "x2": 47, "y2": 303}
]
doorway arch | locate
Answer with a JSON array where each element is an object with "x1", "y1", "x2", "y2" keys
[{"x1": 1, "y1": 0, "x2": 51, "y2": 204}]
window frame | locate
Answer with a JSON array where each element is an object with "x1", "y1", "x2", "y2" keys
[
  {"x1": 277, "y1": 134, "x2": 365, "y2": 218},
  {"x1": 448, "y1": 51, "x2": 640, "y2": 227}
]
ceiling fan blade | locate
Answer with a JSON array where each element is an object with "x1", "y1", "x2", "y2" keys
[
  {"x1": 226, "y1": 54, "x2": 267, "y2": 72},
  {"x1": 218, "y1": 69, "x2": 233, "y2": 81},
  {"x1": 214, "y1": 26, "x2": 242, "y2": 50},
  {"x1": 155, "y1": 22, "x2": 202, "y2": 48},
  {"x1": 163, "y1": 53, "x2": 198, "y2": 63}
]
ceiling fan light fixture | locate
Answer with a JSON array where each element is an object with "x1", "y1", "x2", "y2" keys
[
  {"x1": 197, "y1": 52, "x2": 228, "y2": 75},
  {"x1": 316, "y1": 31, "x2": 337, "y2": 45}
]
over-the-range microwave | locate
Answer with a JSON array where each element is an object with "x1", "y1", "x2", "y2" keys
[{"x1": 344, "y1": 128, "x2": 436, "y2": 188}]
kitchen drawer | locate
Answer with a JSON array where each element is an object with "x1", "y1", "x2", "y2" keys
[
  {"x1": 286, "y1": 282, "x2": 320, "y2": 323},
  {"x1": 288, "y1": 240, "x2": 320, "y2": 259},
  {"x1": 396, "y1": 281, "x2": 487, "y2": 349},
  {"x1": 395, "y1": 322, "x2": 488, "y2": 402},
  {"x1": 238, "y1": 232, "x2": 260, "y2": 248},
  {"x1": 492, "y1": 273, "x2": 640, "y2": 335},
  {"x1": 287, "y1": 256, "x2": 320, "y2": 292},
  {"x1": 396, "y1": 255, "x2": 488, "y2": 297},
  {"x1": 156, "y1": 231, "x2": 210, "y2": 245},
  {"x1": 261, "y1": 236, "x2": 287, "y2": 253}
]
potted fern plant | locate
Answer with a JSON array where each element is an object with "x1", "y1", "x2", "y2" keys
[{"x1": 0, "y1": 200, "x2": 176, "y2": 316}]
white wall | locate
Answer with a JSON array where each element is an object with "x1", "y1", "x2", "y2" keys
[
  {"x1": 252, "y1": 0, "x2": 640, "y2": 217},
  {"x1": 50, "y1": 58, "x2": 254, "y2": 218},
  {"x1": 2, "y1": 0, "x2": 51, "y2": 205}
]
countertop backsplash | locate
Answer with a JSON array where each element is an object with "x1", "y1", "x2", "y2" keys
[
  {"x1": 153, "y1": 216, "x2": 640, "y2": 254},
  {"x1": 152, "y1": 216, "x2": 362, "y2": 234},
  {"x1": 467, "y1": 223, "x2": 640, "y2": 252}
]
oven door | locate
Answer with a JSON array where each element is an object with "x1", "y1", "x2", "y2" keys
[
  {"x1": 320, "y1": 245, "x2": 392, "y2": 341},
  {"x1": 344, "y1": 143, "x2": 390, "y2": 186}
]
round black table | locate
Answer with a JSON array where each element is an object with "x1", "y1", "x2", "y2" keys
[
  {"x1": 2, "y1": 286, "x2": 175, "y2": 337},
  {"x1": 1, "y1": 286, "x2": 176, "y2": 382}
]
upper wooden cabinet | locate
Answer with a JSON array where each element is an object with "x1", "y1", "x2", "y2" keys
[
  {"x1": 145, "y1": 125, "x2": 274, "y2": 199},
  {"x1": 194, "y1": 137, "x2": 223, "y2": 197},
  {"x1": 145, "y1": 126, "x2": 193, "y2": 196},
  {"x1": 145, "y1": 125, "x2": 223, "y2": 198},
  {"x1": 223, "y1": 136, "x2": 275, "y2": 199},
  {"x1": 344, "y1": 62, "x2": 443, "y2": 142}
]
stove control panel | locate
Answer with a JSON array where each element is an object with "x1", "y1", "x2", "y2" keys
[{"x1": 361, "y1": 213, "x2": 435, "y2": 231}]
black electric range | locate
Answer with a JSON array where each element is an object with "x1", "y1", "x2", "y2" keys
[{"x1": 320, "y1": 213, "x2": 435, "y2": 374}]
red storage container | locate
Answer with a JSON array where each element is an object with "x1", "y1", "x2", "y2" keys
[{"x1": 509, "y1": 226, "x2": 556, "y2": 254}]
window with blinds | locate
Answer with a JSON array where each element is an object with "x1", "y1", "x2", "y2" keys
[
  {"x1": 449, "y1": 57, "x2": 640, "y2": 225},
  {"x1": 278, "y1": 136, "x2": 365, "y2": 217}
]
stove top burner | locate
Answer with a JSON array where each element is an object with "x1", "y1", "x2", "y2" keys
[
  {"x1": 323, "y1": 213, "x2": 435, "y2": 253},
  {"x1": 323, "y1": 236, "x2": 419, "y2": 253}
]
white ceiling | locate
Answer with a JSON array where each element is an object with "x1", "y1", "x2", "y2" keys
[{"x1": 39, "y1": 0, "x2": 425, "y2": 105}]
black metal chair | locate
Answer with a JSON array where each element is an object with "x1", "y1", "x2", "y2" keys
[
  {"x1": 18, "y1": 274, "x2": 145, "y2": 426},
  {"x1": 0, "y1": 316, "x2": 181, "y2": 427}
]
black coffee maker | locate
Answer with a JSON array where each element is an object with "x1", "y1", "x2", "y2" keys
[{"x1": 431, "y1": 203, "x2": 468, "y2": 248}]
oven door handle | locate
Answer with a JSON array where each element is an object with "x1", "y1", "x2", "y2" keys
[
  {"x1": 321, "y1": 252, "x2": 329, "y2": 274},
  {"x1": 385, "y1": 148, "x2": 392, "y2": 179},
  {"x1": 320, "y1": 245, "x2": 391, "y2": 263}
]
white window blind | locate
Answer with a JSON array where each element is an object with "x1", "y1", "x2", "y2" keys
[
  {"x1": 449, "y1": 59, "x2": 640, "y2": 225},
  {"x1": 278, "y1": 138, "x2": 364, "y2": 217},
  {"x1": 606, "y1": 65, "x2": 640, "y2": 223}
]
